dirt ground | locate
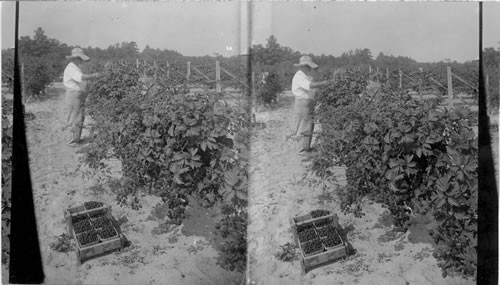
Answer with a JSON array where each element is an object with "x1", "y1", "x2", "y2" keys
[
  {"x1": 2, "y1": 83, "x2": 242, "y2": 285},
  {"x1": 247, "y1": 91, "x2": 476, "y2": 285}
]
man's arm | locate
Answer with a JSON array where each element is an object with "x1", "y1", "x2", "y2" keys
[
  {"x1": 310, "y1": 79, "x2": 334, "y2": 88},
  {"x1": 81, "y1": 73, "x2": 100, "y2": 80}
]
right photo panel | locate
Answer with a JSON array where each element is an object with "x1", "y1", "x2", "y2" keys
[{"x1": 248, "y1": 2, "x2": 496, "y2": 284}]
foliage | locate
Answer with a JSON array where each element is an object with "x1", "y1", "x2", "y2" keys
[
  {"x1": 312, "y1": 69, "x2": 478, "y2": 278},
  {"x1": 49, "y1": 233, "x2": 73, "y2": 253},
  {"x1": 483, "y1": 47, "x2": 499, "y2": 110},
  {"x1": 250, "y1": 35, "x2": 300, "y2": 67},
  {"x1": 1, "y1": 50, "x2": 14, "y2": 91},
  {"x1": 255, "y1": 71, "x2": 283, "y2": 105},
  {"x1": 215, "y1": 204, "x2": 247, "y2": 272},
  {"x1": 2, "y1": 27, "x2": 72, "y2": 98},
  {"x1": 22, "y1": 56, "x2": 53, "y2": 97},
  {"x1": 274, "y1": 242, "x2": 297, "y2": 262},
  {"x1": 1, "y1": 99, "x2": 13, "y2": 265},
  {"x1": 83, "y1": 64, "x2": 248, "y2": 270}
]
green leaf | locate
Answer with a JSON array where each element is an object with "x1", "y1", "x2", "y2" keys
[
  {"x1": 168, "y1": 124, "x2": 175, "y2": 136},
  {"x1": 361, "y1": 136, "x2": 378, "y2": 145},
  {"x1": 447, "y1": 197, "x2": 460, "y2": 207}
]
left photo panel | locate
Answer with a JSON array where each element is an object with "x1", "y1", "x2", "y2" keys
[{"x1": 1, "y1": 2, "x2": 250, "y2": 284}]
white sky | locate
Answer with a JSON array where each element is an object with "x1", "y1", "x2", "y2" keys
[{"x1": 1, "y1": 1, "x2": 499, "y2": 62}]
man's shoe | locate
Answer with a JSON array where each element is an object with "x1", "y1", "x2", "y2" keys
[{"x1": 67, "y1": 139, "x2": 80, "y2": 146}]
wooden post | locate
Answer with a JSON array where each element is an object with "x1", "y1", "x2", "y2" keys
[
  {"x1": 136, "y1": 58, "x2": 139, "y2": 69},
  {"x1": 486, "y1": 74, "x2": 490, "y2": 113},
  {"x1": 486, "y1": 74, "x2": 490, "y2": 93},
  {"x1": 21, "y1": 63, "x2": 25, "y2": 102},
  {"x1": 251, "y1": 72, "x2": 256, "y2": 97},
  {"x1": 166, "y1": 62, "x2": 170, "y2": 79},
  {"x1": 369, "y1": 65, "x2": 372, "y2": 74},
  {"x1": 447, "y1": 66, "x2": 453, "y2": 108},
  {"x1": 215, "y1": 60, "x2": 221, "y2": 93},
  {"x1": 419, "y1": 68, "x2": 423, "y2": 100},
  {"x1": 153, "y1": 61, "x2": 158, "y2": 80},
  {"x1": 386, "y1": 67, "x2": 389, "y2": 80},
  {"x1": 186, "y1": 61, "x2": 191, "y2": 82},
  {"x1": 399, "y1": 70, "x2": 402, "y2": 89}
]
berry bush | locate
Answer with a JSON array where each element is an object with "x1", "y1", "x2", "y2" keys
[
  {"x1": 311, "y1": 69, "x2": 478, "y2": 278},
  {"x1": 81, "y1": 63, "x2": 248, "y2": 272}
]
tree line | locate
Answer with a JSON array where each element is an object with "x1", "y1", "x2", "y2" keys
[{"x1": 1, "y1": 27, "x2": 497, "y2": 101}]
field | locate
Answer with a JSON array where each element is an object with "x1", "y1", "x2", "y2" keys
[
  {"x1": 1, "y1": 82, "x2": 244, "y2": 285},
  {"x1": 247, "y1": 85, "x2": 494, "y2": 284},
  {"x1": 2, "y1": 28, "x2": 496, "y2": 284}
]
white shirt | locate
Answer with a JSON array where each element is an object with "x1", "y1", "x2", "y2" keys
[
  {"x1": 63, "y1": 62, "x2": 83, "y2": 91},
  {"x1": 292, "y1": 70, "x2": 312, "y2": 99}
]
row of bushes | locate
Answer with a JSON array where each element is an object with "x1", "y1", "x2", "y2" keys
[
  {"x1": 81, "y1": 63, "x2": 249, "y2": 271},
  {"x1": 312, "y1": 70, "x2": 478, "y2": 278},
  {"x1": 1, "y1": 51, "x2": 62, "y2": 97}
]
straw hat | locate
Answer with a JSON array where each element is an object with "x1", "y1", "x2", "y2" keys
[
  {"x1": 66, "y1": 48, "x2": 90, "y2": 61},
  {"x1": 294, "y1": 55, "x2": 318, "y2": 69}
]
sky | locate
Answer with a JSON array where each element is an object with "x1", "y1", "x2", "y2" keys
[{"x1": 1, "y1": 1, "x2": 499, "y2": 62}]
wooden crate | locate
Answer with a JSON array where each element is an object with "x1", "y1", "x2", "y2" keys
[
  {"x1": 64, "y1": 204, "x2": 124, "y2": 265},
  {"x1": 290, "y1": 212, "x2": 348, "y2": 273}
]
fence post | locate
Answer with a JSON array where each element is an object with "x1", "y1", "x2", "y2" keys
[
  {"x1": 215, "y1": 60, "x2": 221, "y2": 93},
  {"x1": 369, "y1": 65, "x2": 372, "y2": 74},
  {"x1": 447, "y1": 66, "x2": 453, "y2": 108},
  {"x1": 386, "y1": 67, "x2": 389, "y2": 81},
  {"x1": 419, "y1": 67, "x2": 423, "y2": 100},
  {"x1": 21, "y1": 63, "x2": 25, "y2": 103},
  {"x1": 399, "y1": 69, "x2": 402, "y2": 89},
  {"x1": 136, "y1": 58, "x2": 139, "y2": 69},
  {"x1": 251, "y1": 71, "x2": 256, "y2": 97},
  {"x1": 186, "y1": 61, "x2": 191, "y2": 82},
  {"x1": 153, "y1": 61, "x2": 158, "y2": 80},
  {"x1": 166, "y1": 61, "x2": 170, "y2": 79},
  {"x1": 486, "y1": 74, "x2": 490, "y2": 93}
]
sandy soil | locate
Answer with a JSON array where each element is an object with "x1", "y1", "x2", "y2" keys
[
  {"x1": 2, "y1": 83, "x2": 242, "y2": 285},
  {"x1": 247, "y1": 91, "x2": 475, "y2": 285}
]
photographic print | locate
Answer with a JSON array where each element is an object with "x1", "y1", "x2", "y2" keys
[{"x1": 1, "y1": 1, "x2": 499, "y2": 285}]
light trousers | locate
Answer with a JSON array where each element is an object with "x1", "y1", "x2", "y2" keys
[
  {"x1": 66, "y1": 89, "x2": 86, "y2": 141},
  {"x1": 293, "y1": 97, "x2": 315, "y2": 150}
]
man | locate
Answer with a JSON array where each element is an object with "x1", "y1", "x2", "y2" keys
[
  {"x1": 63, "y1": 48, "x2": 100, "y2": 145},
  {"x1": 291, "y1": 55, "x2": 333, "y2": 154}
]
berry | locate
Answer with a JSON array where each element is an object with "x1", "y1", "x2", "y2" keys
[
  {"x1": 92, "y1": 216, "x2": 112, "y2": 229},
  {"x1": 98, "y1": 226, "x2": 117, "y2": 239},
  {"x1": 302, "y1": 239, "x2": 324, "y2": 255},
  {"x1": 71, "y1": 214, "x2": 89, "y2": 224},
  {"x1": 73, "y1": 220, "x2": 93, "y2": 234},
  {"x1": 89, "y1": 210, "x2": 106, "y2": 219},
  {"x1": 316, "y1": 225, "x2": 336, "y2": 237},
  {"x1": 311, "y1": 210, "x2": 330, "y2": 218},
  {"x1": 77, "y1": 230, "x2": 99, "y2": 246},
  {"x1": 84, "y1": 201, "x2": 104, "y2": 210},
  {"x1": 298, "y1": 228, "x2": 318, "y2": 243}
]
